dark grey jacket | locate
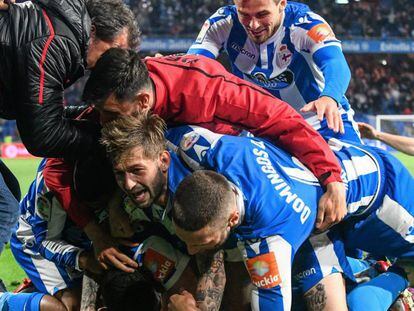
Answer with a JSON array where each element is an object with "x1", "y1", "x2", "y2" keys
[{"x1": 0, "y1": 0, "x2": 100, "y2": 158}]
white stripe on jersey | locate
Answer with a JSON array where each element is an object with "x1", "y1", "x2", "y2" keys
[
  {"x1": 309, "y1": 231, "x2": 343, "y2": 277},
  {"x1": 244, "y1": 236, "x2": 293, "y2": 311},
  {"x1": 348, "y1": 196, "x2": 374, "y2": 214},
  {"x1": 376, "y1": 195, "x2": 414, "y2": 243},
  {"x1": 30, "y1": 254, "x2": 68, "y2": 294},
  {"x1": 342, "y1": 155, "x2": 378, "y2": 181},
  {"x1": 267, "y1": 236, "x2": 292, "y2": 310}
]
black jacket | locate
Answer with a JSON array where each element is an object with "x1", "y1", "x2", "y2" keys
[{"x1": 0, "y1": 0, "x2": 100, "y2": 158}]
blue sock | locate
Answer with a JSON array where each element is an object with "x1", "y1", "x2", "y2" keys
[
  {"x1": 0, "y1": 292, "x2": 45, "y2": 311},
  {"x1": 347, "y1": 268, "x2": 409, "y2": 311}
]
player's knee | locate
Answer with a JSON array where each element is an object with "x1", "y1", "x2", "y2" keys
[{"x1": 39, "y1": 295, "x2": 68, "y2": 311}]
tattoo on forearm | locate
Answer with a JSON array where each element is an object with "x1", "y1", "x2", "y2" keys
[
  {"x1": 195, "y1": 250, "x2": 226, "y2": 311},
  {"x1": 304, "y1": 284, "x2": 327, "y2": 311},
  {"x1": 81, "y1": 275, "x2": 99, "y2": 311}
]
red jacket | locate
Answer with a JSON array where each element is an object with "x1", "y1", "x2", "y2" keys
[{"x1": 147, "y1": 54, "x2": 341, "y2": 186}]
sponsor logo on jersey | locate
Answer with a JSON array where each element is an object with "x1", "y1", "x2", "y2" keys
[
  {"x1": 180, "y1": 132, "x2": 200, "y2": 151},
  {"x1": 143, "y1": 248, "x2": 176, "y2": 283},
  {"x1": 230, "y1": 42, "x2": 256, "y2": 60},
  {"x1": 196, "y1": 20, "x2": 210, "y2": 44},
  {"x1": 307, "y1": 23, "x2": 336, "y2": 43},
  {"x1": 294, "y1": 267, "x2": 316, "y2": 281},
  {"x1": 246, "y1": 253, "x2": 281, "y2": 289},
  {"x1": 248, "y1": 70, "x2": 294, "y2": 90}
]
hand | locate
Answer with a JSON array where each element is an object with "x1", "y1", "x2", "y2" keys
[
  {"x1": 358, "y1": 122, "x2": 378, "y2": 140},
  {"x1": 315, "y1": 181, "x2": 346, "y2": 231},
  {"x1": 168, "y1": 291, "x2": 200, "y2": 311},
  {"x1": 301, "y1": 96, "x2": 344, "y2": 134},
  {"x1": 144, "y1": 52, "x2": 163, "y2": 60},
  {"x1": 0, "y1": 0, "x2": 14, "y2": 10},
  {"x1": 78, "y1": 251, "x2": 104, "y2": 275},
  {"x1": 83, "y1": 220, "x2": 139, "y2": 273},
  {"x1": 94, "y1": 237, "x2": 139, "y2": 273}
]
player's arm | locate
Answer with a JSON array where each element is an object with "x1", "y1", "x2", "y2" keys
[
  {"x1": 16, "y1": 35, "x2": 100, "y2": 159},
  {"x1": 297, "y1": 15, "x2": 350, "y2": 133},
  {"x1": 194, "y1": 250, "x2": 226, "y2": 310},
  {"x1": 187, "y1": 8, "x2": 231, "y2": 59},
  {"x1": 358, "y1": 122, "x2": 414, "y2": 156}
]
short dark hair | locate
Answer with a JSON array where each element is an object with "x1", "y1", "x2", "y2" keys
[
  {"x1": 172, "y1": 171, "x2": 233, "y2": 231},
  {"x1": 83, "y1": 48, "x2": 151, "y2": 107},
  {"x1": 86, "y1": 0, "x2": 141, "y2": 50},
  {"x1": 102, "y1": 269, "x2": 161, "y2": 311}
]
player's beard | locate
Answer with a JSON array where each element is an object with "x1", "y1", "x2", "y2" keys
[{"x1": 130, "y1": 168, "x2": 165, "y2": 209}]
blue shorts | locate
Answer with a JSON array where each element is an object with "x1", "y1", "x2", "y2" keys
[{"x1": 292, "y1": 148, "x2": 414, "y2": 293}]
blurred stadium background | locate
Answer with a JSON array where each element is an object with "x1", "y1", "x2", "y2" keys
[{"x1": 1, "y1": 0, "x2": 414, "y2": 291}]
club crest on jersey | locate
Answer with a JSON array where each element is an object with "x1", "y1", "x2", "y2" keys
[
  {"x1": 35, "y1": 193, "x2": 53, "y2": 221},
  {"x1": 246, "y1": 253, "x2": 281, "y2": 289},
  {"x1": 307, "y1": 23, "x2": 336, "y2": 43},
  {"x1": 196, "y1": 20, "x2": 210, "y2": 44},
  {"x1": 180, "y1": 132, "x2": 200, "y2": 151},
  {"x1": 248, "y1": 70, "x2": 294, "y2": 90},
  {"x1": 276, "y1": 44, "x2": 292, "y2": 67},
  {"x1": 143, "y1": 248, "x2": 176, "y2": 283}
]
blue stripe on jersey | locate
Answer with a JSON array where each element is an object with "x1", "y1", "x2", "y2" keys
[
  {"x1": 225, "y1": 16, "x2": 248, "y2": 66},
  {"x1": 288, "y1": 53, "x2": 321, "y2": 103},
  {"x1": 187, "y1": 48, "x2": 216, "y2": 59}
]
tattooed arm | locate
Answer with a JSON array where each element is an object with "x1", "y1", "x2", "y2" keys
[{"x1": 195, "y1": 250, "x2": 226, "y2": 311}]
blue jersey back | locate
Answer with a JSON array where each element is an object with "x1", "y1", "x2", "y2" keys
[{"x1": 166, "y1": 126, "x2": 383, "y2": 246}]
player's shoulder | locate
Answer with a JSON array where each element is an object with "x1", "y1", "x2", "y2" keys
[
  {"x1": 167, "y1": 126, "x2": 223, "y2": 156},
  {"x1": 207, "y1": 5, "x2": 238, "y2": 24},
  {"x1": 284, "y1": 2, "x2": 326, "y2": 29}
]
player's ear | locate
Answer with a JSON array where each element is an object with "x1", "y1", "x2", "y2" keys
[
  {"x1": 159, "y1": 151, "x2": 171, "y2": 173},
  {"x1": 228, "y1": 209, "x2": 239, "y2": 229},
  {"x1": 136, "y1": 92, "x2": 151, "y2": 111},
  {"x1": 279, "y1": 0, "x2": 287, "y2": 12}
]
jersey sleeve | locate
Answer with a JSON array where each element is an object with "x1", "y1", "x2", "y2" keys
[
  {"x1": 290, "y1": 11, "x2": 350, "y2": 105},
  {"x1": 43, "y1": 158, "x2": 94, "y2": 228},
  {"x1": 187, "y1": 7, "x2": 233, "y2": 59},
  {"x1": 166, "y1": 125, "x2": 223, "y2": 171}
]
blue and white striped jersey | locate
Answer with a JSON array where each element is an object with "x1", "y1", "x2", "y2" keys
[
  {"x1": 188, "y1": 2, "x2": 357, "y2": 139},
  {"x1": 166, "y1": 125, "x2": 384, "y2": 244},
  {"x1": 12, "y1": 159, "x2": 90, "y2": 271}
]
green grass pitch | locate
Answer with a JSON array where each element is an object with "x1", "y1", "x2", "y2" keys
[{"x1": 0, "y1": 153, "x2": 414, "y2": 292}]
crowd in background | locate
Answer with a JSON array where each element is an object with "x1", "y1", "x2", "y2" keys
[
  {"x1": 124, "y1": 0, "x2": 414, "y2": 38},
  {"x1": 6, "y1": 0, "x2": 414, "y2": 142},
  {"x1": 347, "y1": 54, "x2": 414, "y2": 115}
]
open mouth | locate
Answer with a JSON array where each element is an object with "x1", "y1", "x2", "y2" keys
[{"x1": 133, "y1": 189, "x2": 148, "y2": 203}]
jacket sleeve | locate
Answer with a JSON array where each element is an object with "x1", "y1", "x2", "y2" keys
[
  {"x1": 150, "y1": 56, "x2": 342, "y2": 186},
  {"x1": 15, "y1": 34, "x2": 100, "y2": 159},
  {"x1": 43, "y1": 158, "x2": 95, "y2": 228}
]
